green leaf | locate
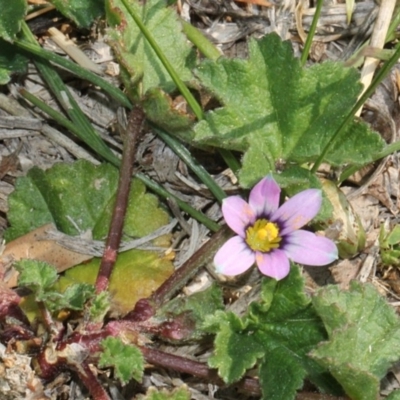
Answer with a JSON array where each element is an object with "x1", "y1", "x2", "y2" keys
[
  {"x1": 255, "y1": 306, "x2": 338, "y2": 400},
  {"x1": 45, "y1": 283, "x2": 94, "y2": 312},
  {"x1": 157, "y1": 284, "x2": 224, "y2": 340},
  {"x1": 311, "y1": 281, "x2": 400, "y2": 400},
  {"x1": 206, "y1": 266, "x2": 341, "y2": 399},
  {"x1": 48, "y1": 0, "x2": 104, "y2": 28},
  {"x1": 142, "y1": 88, "x2": 195, "y2": 142},
  {"x1": 15, "y1": 260, "x2": 95, "y2": 313},
  {"x1": 5, "y1": 160, "x2": 169, "y2": 241},
  {"x1": 102, "y1": 177, "x2": 169, "y2": 238},
  {"x1": 0, "y1": 0, "x2": 26, "y2": 41},
  {"x1": 193, "y1": 33, "x2": 385, "y2": 187},
  {"x1": 258, "y1": 345, "x2": 307, "y2": 400},
  {"x1": 387, "y1": 390, "x2": 400, "y2": 400},
  {"x1": 0, "y1": 40, "x2": 28, "y2": 84},
  {"x1": 99, "y1": 337, "x2": 144, "y2": 383},
  {"x1": 250, "y1": 264, "x2": 311, "y2": 323},
  {"x1": 253, "y1": 267, "x2": 341, "y2": 399},
  {"x1": 15, "y1": 259, "x2": 58, "y2": 297},
  {"x1": 89, "y1": 292, "x2": 111, "y2": 323},
  {"x1": 207, "y1": 311, "x2": 264, "y2": 383},
  {"x1": 106, "y1": 0, "x2": 196, "y2": 95},
  {"x1": 386, "y1": 225, "x2": 400, "y2": 246},
  {"x1": 137, "y1": 386, "x2": 191, "y2": 400}
]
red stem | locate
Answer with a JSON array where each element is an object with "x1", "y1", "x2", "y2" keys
[
  {"x1": 74, "y1": 362, "x2": 111, "y2": 400},
  {"x1": 140, "y1": 346, "x2": 261, "y2": 396},
  {"x1": 96, "y1": 107, "x2": 145, "y2": 293}
]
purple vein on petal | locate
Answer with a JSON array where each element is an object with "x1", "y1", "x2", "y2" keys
[
  {"x1": 222, "y1": 196, "x2": 255, "y2": 237},
  {"x1": 249, "y1": 175, "x2": 281, "y2": 218},
  {"x1": 214, "y1": 236, "x2": 255, "y2": 275},
  {"x1": 272, "y1": 189, "x2": 322, "y2": 235},
  {"x1": 283, "y1": 230, "x2": 338, "y2": 266},
  {"x1": 255, "y1": 249, "x2": 290, "y2": 280}
]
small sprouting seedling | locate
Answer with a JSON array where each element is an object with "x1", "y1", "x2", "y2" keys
[{"x1": 379, "y1": 224, "x2": 400, "y2": 267}]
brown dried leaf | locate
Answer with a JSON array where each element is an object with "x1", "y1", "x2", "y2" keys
[{"x1": 1, "y1": 224, "x2": 91, "y2": 288}]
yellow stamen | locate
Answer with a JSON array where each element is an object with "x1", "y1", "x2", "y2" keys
[{"x1": 245, "y1": 219, "x2": 282, "y2": 253}]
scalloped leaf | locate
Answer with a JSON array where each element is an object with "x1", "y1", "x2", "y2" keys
[
  {"x1": 311, "y1": 281, "x2": 400, "y2": 400},
  {"x1": 205, "y1": 266, "x2": 342, "y2": 399},
  {"x1": 193, "y1": 33, "x2": 385, "y2": 187},
  {"x1": 15, "y1": 259, "x2": 95, "y2": 314},
  {"x1": 206, "y1": 311, "x2": 264, "y2": 383},
  {"x1": 99, "y1": 337, "x2": 144, "y2": 383}
]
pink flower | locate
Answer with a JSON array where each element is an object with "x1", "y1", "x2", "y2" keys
[{"x1": 214, "y1": 175, "x2": 338, "y2": 280}]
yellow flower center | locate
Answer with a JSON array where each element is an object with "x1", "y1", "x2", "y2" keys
[{"x1": 245, "y1": 219, "x2": 282, "y2": 253}]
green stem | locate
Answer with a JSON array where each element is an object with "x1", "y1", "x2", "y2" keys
[
  {"x1": 19, "y1": 89, "x2": 83, "y2": 137},
  {"x1": 218, "y1": 148, "x2": 241, "y2": 176},
  {"x1": 386, "y1": 6, "x2": 400, "y2": 42},
  {"x1": 135, "y1": 173, "x2": 220, "y2": 232},
  {"x1": 180, "y1": 20, "x2": 240, "y2": 177},
  {"x1": 339, "y1": 139, "x2": 400, "y2": 183},
  {"x1": 311, "y1": 39, "x2": 400, "y2": 174},
  {"x1": 14, "y1": 39, "x2": 132, "y2": 109},
  {"x1": 153, "y1": 126, "x2": 226, "y2": 203},
  {"x1": 181, "y1": 20, "x2": 221, "y2": 61},
  {"x1": 119, "y1": 0, "x2": 203, "y2": 120},
  {"x1": 300, "y1": 0, "x2": 323, "y2": 66}
]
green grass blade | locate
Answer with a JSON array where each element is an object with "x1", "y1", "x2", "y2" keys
[
  {"x1": 153, "y1": 125, "x2": 226, "y2": 203},
  {"x1": 301, "y1": 0, "x2": 323, "y2": 66},
  {"x1": 14, "y1": 39, "x2": 132, "y2": 109},
  {"x1": 135, "y1": 173, "x2": 221, "y2": 232},
  {"x1": 182, "y1": 20, "x2": 221, "y2": 61},
  {"x1": 312, "y1": 39, "x2": 400, "y2": 174},
  {"x1": 119, "y1": 0, "x2": 203, "y2": 120},
  {"x1": 21, "y1": 22, "x2": 120, "y2": 165}
]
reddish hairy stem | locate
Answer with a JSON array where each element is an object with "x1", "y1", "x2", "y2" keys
[
  {"x1": 140, "y1": 346, "x2": 261, "y2": 396},
  {"x1": 73, "y1": 362, "x2": 111, "y2": 400},
  {"x1": 96, "y1": 107, "x2": 145, "y2": 293}
]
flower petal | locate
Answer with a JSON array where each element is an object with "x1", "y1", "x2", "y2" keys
[
  {"x1": 271, "y1": 189, "x2": 322, "y2": 235},
  {"x1": 214, "y1": 236, "x2": 255, "y2": 275},
  {"x1": 249, "y1": 175, "x2": 281, "y2": 218},
  {"x1": 283, "y1": 230, "x2": 338, "y2": 266},
  {"x1": 222, "y1": 196, "x2": 256, "y2": 237},
  {"x1": 255, "y1": 249, "x2": 290, "y2": 280}
]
